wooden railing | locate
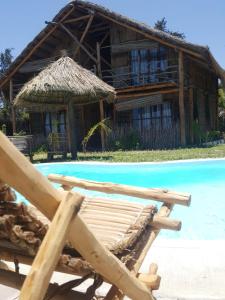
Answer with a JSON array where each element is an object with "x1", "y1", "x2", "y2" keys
[{"x1": 102, "y1": 64, "x2": 178, "y2": 89}]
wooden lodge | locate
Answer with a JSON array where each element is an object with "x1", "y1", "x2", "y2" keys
[{"x1": 0, "y1": 1, "x2": 224, "y2": 151}]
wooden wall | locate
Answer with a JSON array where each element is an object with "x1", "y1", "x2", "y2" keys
[
  {"x1": 185, "y1": 58, "x2": 218, "y2": 133},
  {"x1": 110, "y1": 23, "x2": 178, "y2": 87}
]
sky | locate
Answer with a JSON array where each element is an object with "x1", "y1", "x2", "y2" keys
[{"x1": 0, "y1": 0, "x2": 225, "y2": 67}]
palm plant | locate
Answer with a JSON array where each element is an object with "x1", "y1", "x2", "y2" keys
[{"x1": 82, "y1": 118, "x2": 111, "y2": 152}]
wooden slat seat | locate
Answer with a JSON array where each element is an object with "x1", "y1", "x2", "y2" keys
[{"x1": 0, "y1": 197, "x2": 155, "y2": 259}]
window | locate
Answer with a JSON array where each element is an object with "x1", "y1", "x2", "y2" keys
[
  {"x1": 130, "y1": 46, "x2": 168, "y2": 86},
  {"x1": 45, "y1": 111, "x2": 66, "y2": 136},
  {"x1": 131, "y1": 50, "x2": 139, "y2": 86},
  {"x1": 45, "y1": 113, "x2": 52, "y2": 136},
  {"x1": 149, "y1": 48, "x2": 158, "y2": 83},
  {"x1": 132, "y1": 102, "x2": 172, "y2": 130},
  {"x1": 140, "y1": 49, "x2": 149, "y2": 85},
  {"x1": 58, "y1": 111, "x2": 66, "y2": 134}
]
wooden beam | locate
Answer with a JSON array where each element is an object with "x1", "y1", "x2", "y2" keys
[
  {"x1": 83, "y1": 41, "x2": 112, "y2": 69},
  {"x1": 99, "y1": 99, "x2": 105, "y2": 151},
  {"x1": 113, "y1": 103, "x2": 116, "y2": 128},
  {"x1": 64, "y1": 14, "x2": 91, "y2": 24},
  {"x1": 20, "y1": 192, "x2": 83, "y2": 300},
  {"x1": 0, "y1": 5, "x2": 75, "y2": 88},
  {"x1": 99, "y1": 32, "x2": 110, "y2": 47},
  {"x1": 9, "y1": 79, "x2": 16, "y2": 134},
  {"x1": 68, "y1": 101, "x2": 77, "y2": 160},
  {"x1": 80, "y1": 105, "x2": 85, "y2": 139},
  {"x1": 151, "y1": 216, "x2": 181, "y2": 231},
  {"x1": 178, "y1": 51, "x2": 186, "y2": 146},
  {"x1": 0, "y1": 132, "x2": 153, "y2": 300},
  {"x1": 97, "y1": 12, "x2": 204, "y2": 60},
  {"x1": 187, "y1": 55, "x2": 216, "y2": 74},
  {"x1": 48, "y1": 174, "x2": 191, "y2": 207},
  {"x1": 89, "y1": 25, "x2": 110, "y2": 34},
  {"x1": 189, "y1": 87, "x2": 194, "y2": 144},
  {"x1": 133, "y1": 203, "x2": 174, "y2": 275},
  {"x1": 74, "y1": 14, "x2": 94, "y2": 57},
  {"x1": 59, "y1": 23, "x2": 97, "y2": 63},
  {"x1": 117, "y1": 82, "x2": 177, "y2": 94},
  {"x1": 117, "y1": 88, "x2": 179, "y2": 101},
  {"x1": 96, "y1": 42, "x2": 106, "y2": 151}
]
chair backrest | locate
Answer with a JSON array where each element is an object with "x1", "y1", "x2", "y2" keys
[{"x1": 0, "y1": 131, "x2": 153, "y2": 300}]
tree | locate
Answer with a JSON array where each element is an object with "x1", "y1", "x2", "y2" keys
[
  {"x1": 218, "y1": 85, "x2": 225, "y2": 131},
  {"x1": 218, "y1": 87, "x2": 225, "y2": 116},
  {"x1": 0, "y1": 48, "x2": 13, "y2": 121},
  {"x1": 154, "y1": 17, "x2": 186, "y2": 40},
  {"x1": 0, "y1": 48, "x2": 13, "y2": 76}
]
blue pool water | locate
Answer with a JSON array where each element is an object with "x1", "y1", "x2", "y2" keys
[{"x1": 17, "y1": 159, "x2": 225, "y2": 240}]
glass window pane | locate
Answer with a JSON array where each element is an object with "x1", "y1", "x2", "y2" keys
[
  {"x1": 140, "y1": 49, "x2": 149, "y2": 84},
  {"x1": 149, "y1": 48, "x2": 158, "y2": 83},
  {"x1": 131, "y1": 50, "x2": 139, "y2": 86}
]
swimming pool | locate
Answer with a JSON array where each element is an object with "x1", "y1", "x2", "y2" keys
[{"x1": 17, "y1": 159, "x2": 225, "y2": 240}]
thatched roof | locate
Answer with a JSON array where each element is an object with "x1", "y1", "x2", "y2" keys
[
  {"x1": 0, "y1": 0, "x2": 224, "y2": 88},
  {"x1": 14, "y1": 56, "x2": 116, "y2": 108}
]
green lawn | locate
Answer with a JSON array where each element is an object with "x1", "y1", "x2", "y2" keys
[{"x1": 33, "y1": 144, "x2": 225, "y2": 163}]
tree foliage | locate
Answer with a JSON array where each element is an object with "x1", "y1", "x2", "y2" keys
[
  {"x1": 0, "y1": 48, "x2": 13, "y2": 122},
  {"x1": 154, "y1": 17, "x2": 186, "y2": 40},
  {"x1": 0, "y1": 48, "x2": 13, "y2": 76},
  {"x1": 218, "y1": 87, "x2": 225, "y2": 116},
  {"x1": 82, "y1": 118, "x2": 112, "y2": 152}
]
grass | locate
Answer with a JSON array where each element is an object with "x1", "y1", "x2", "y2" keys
[{"x1": 33, "y1": 144, "x2": 225, "y2": 163}]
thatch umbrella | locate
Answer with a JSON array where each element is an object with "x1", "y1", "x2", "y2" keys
[{"x1": 14, "y1": 56, "x2": 116, "y2": 159}]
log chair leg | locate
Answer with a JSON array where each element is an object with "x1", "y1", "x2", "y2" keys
[
  {"x1": 20, "y1": 192, "x2": 83, "y2": 300},
  {"x1": 138, "y1": 263, "x2": 161, "y2": 291}
]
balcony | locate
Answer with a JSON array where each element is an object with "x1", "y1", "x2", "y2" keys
[{"x1": 102, "y1": 63, "x2": 178, "y2": 90}]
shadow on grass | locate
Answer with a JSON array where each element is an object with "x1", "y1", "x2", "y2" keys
[
  {"x1": 33, "y1": 153, "x2": 113, "y2": 164},
  {"x1": 78, "y1": 155, "x2": 113, "y2": 161}
]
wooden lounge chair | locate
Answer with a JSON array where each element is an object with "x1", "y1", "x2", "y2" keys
[
  {"x1": 8, "y1": 135, "x2": 33, "y2": 161},
  {"x1": 0, "y1": 132, "x2": 191, "y2": 300}
]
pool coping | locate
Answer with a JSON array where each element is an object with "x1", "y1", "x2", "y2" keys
[{"x1": 34, "y1": 157, "x2": 225, "y2": 166}]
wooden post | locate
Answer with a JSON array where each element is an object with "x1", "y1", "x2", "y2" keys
[
  {"x1": 9, "y1": 79, "x2": 16, "y2": 134},
  {"x1": 0, "y1": 132, "x2": 153, "y2": 300},
  {"x1": 99, "y1": 99, "x2": 105, "y2": 151},
  {"x1": 113, "y1": 103, "x2": 116, "y2": 129},
  {"x1": 20, "y1": 192, "x2": 83, "y2": 300},
  {"x1": 66, "y1": 106, "x2": 71, "y2": 152},
  {"x1": 198, "y1": 89, "x2": 206, "y2": 131},
  {"x1": 80, "y1": 105, "x2": 85, "y2": 139},
  {"x1": 178, "y1": 51, "x2": 186, "y2": 146},
  {"x1": 96, "y1": 42, "x2": 106, "y2": 151},
  {"x1": 189, "y1": 87, "x2": 194, "y2": 144},
  {"x1": 68, "y1": 101, "x2": 77, "y2": 160}
]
